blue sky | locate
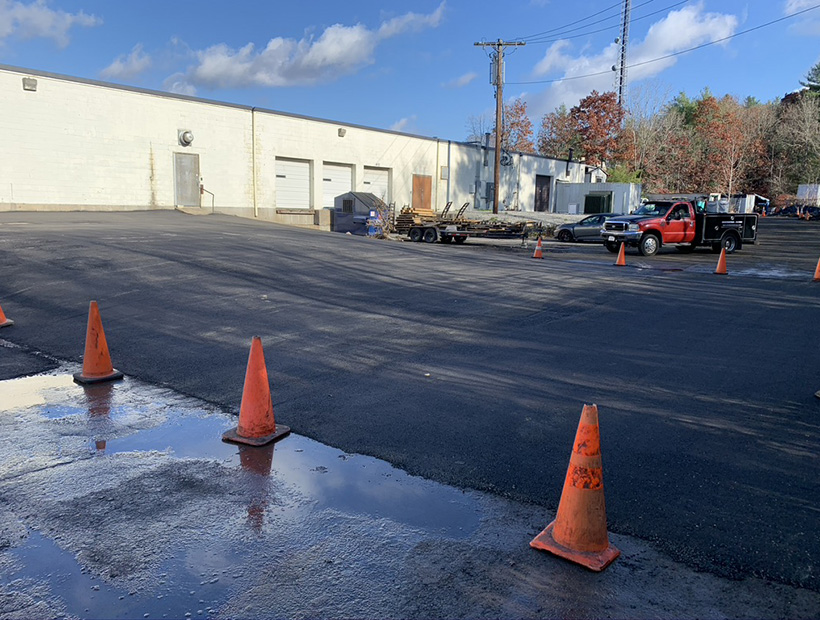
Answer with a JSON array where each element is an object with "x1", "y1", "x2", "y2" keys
[{"x1": 1, "y1": 1, "x2": 819, "y2": 140}]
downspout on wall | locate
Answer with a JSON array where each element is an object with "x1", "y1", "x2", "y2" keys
[{"x1": 252, "y1": 107, "x2": 258, "y2": 218}]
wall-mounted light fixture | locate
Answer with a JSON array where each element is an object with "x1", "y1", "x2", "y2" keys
[
  {"x1": 338, "y1": 128, "x2": 346, "y2": 137},
  {"x1": 178, "y1": 130, "x2": 194, "y2": 146},
  {"x1": 22, "y1": 77, "x2": 37, "y2": 92}
]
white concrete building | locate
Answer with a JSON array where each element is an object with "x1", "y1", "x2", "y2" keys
[{"x1": 1, "y1": 64, "x2": 606, "y2": 227}]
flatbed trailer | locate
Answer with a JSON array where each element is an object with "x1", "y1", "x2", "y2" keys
[{"x1": 406, "y1": 220, "x2": 542, "y2": 244}]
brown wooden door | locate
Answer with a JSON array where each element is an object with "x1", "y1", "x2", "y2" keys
[
  {"x1": 535, "y1": 175, "x2": 551, "y2": 212},
  {"x1": 412, "y1": 174, "x2": 432, "y2": 211}
]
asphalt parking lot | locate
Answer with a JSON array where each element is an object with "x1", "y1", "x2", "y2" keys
[{"x1": 1, "y1": 211, "x2": 819, "y2": 617}]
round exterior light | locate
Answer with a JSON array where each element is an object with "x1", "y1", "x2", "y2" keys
[{"x1": 178, "y1": 130, "x2": 194, "y2": 146}]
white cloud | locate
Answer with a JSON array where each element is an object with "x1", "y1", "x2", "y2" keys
[
  {"x1": 101, "y1": 44, "x2": 151, "y2": 80},
  {"x1": 377, "y1": 2, "x2": 445, "y2": 39},
  {"x1": 176, "y1": 2, "x2": 445, "y2": 90},
  {"x1": 784, "y1": 0, "x2": 817, "y2": 14},
  {"x1": 533, "y1": 40, "x2": 572, "y2": 76},
  {"x1": 162, "y1": 72, "x2": 197, "y2": 96},
  {"x1": 0, "y1": 0, "x2": 100, "y2": 47},
  {"x1": 783, "y1": 0, "x2": 820, "y2": 35},
  {"x1": 443, "y1": 71, "x2": 477, "y2": 88},
  {"x1": 391, "y1": 116, "x2": 416, "y2": 132},
  {"x1": 526, "y1": 3, "x2": 738, "y2": 117}
]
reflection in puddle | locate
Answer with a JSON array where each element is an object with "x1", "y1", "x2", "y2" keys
[{"x1": 0, "y1": 368, "x2": 484, "y2": 618}]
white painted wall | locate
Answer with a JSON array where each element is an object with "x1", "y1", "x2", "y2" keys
[
  {"x1": 0, "y1": 64, "x2": 590, "y2": 224},
  {"x1": 0, "y1": 68, "x2": 252, "y2": 211}
]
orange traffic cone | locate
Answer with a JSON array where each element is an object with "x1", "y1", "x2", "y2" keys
[
  {"x1": 615, "y1": 242, "x2": 626, "y2": 267},
  {"x1": 532, "y1": 236, "x2": 544, "y2": 259},
  {"x1": 0, "y1": 302, "x2": 13, "y2": 328},
  {"x1": 714, "y1": 248, "x2": 727, "y2": 275},
  {"x1": 222, "y1": 336, "x2": 290, "y2": 446},
  {"x1": 531, "y1": 404, "x2": 619, "y2": 571},
  {"x1": 73, "y1": 301, "x2": 124, "y2": 384},
  {"x1": 814, "y1": 257, "x2": 820, "y2": 282}
]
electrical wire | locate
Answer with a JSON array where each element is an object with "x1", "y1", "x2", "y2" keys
[
  {"x1": 524, "y1": 1, "x2": 686, "y2": 46},
  {"x1": 506, "y1": 3, "x2": 820, "y2": 85},
  {"x1": 514, "y1": 0, "x2": 627, "y2": 41},
  {"x1": 522, "y1": 0, "x2": 659, "y2": 44}
]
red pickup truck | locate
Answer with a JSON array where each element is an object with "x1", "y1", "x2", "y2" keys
[{"x1": 600, "y1": 200, "x2": 758, "y2": 256}]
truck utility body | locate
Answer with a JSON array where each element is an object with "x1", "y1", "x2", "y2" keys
[{"x1": 601, "y1": 200, "x2": 758, "y2": 256}]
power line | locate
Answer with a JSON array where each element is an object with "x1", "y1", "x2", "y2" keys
[
  {"x1": 514, "y1": 1, "x2": 625, "y2": 41},
  {"x1": 524, "y1": 1, "x2": 686, "y2": 46},
  {"x1": 522, "y1": 0, "x2": 656, "y2": 44},
  {"x1": 507, "y1": 3, "x2": 820, "y2": 86}
]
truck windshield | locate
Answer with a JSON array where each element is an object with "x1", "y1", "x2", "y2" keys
[{"x1": 634, "y1": 203, "x2": 672, "y2": 216}]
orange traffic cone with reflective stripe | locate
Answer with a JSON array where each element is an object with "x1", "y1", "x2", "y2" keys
[
  {"x1": 615, "y1": 242, "x2": 626, "y2": 267},
  {"x1": 532, "y1": 236, "x2": 544, "y2": 259},
  {"x1": 813, "y1": 257, "x2": 820, "y2": 282},
  {"x1": 73, "y1": 301, "x2": 124, "y2": 384},
  {"x1": 715, "y1": 248, "x2": 727, "y2": 275},
  {"x1": 530, "y1": 404, "x2": 620, "y2": 571},
  {"x1": 222, "y1": 336, "x2": 290, "y2": 446},
  {"x1": 0, "y1": 302, "x2": 13, "y2": 328}
]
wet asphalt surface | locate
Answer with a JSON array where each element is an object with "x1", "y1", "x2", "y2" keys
[{"x1": 0, "y1": 212, "x2": 819, "y2": 613}]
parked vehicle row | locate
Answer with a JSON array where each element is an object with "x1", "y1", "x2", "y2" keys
[{"x1": 554, "y1": 200, "x2": 759, "y2": 256}]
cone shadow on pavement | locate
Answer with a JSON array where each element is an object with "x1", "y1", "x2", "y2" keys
[
  {"x1": 530, "y1": 404, "x2": 620, "y2": 572},
  {"x1": 73, "y1": 301, "x2": 124, "y2": 384},
  {"x1": 222, "y1": 336, "x2": 290, "y2": 446}
]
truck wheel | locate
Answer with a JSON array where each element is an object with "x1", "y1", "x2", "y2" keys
[
  {"x1": 718, "y1": 232, "x2": 741, "y2": 253},
  {"x1": 638, "y1": 233, "x2": 661, "y2": 257},
  {"x1": 409, "y1": 227, "x2": 423, "y2": 242},
  {"x1": 604, "y1": 240, "x2": 620, "y2": 253},
  {"x1": 423, "y1": 228, "x2": 438, "y2": 243}
]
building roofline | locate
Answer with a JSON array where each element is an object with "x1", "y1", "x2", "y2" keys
[{"x1": 0, "y1": 62, "x2": 570, "y2": 165}]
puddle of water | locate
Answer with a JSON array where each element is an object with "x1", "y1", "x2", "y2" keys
[
  {"x1": 8, "y1": 531, "x2": 238, "y2": 619},
  {"x1": 683, "y1": 265, "x2": 812, "y2": 279},
  {"x1": 0, "y1": 367, "x2": 482, "y2": 618}
]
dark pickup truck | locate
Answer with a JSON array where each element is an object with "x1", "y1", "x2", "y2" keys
[{"x1": 600, "y1": 200, "x2": 758, "y2": 256}]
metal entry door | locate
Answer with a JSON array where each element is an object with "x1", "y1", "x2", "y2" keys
[{"x1": 174, "y1": 153, "x2": 200, "y2": 207}]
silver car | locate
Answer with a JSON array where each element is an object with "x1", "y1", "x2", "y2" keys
[{"x1": 554, "y1": 214, "x2": 614, "y2": 243}]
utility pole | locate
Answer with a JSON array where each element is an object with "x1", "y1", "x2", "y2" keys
[{"x1": 474, "y1": 39, "x2": 525, "y2": 214}]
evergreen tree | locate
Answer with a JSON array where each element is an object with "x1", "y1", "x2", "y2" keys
[{"x1": 800, "y1": 60, "x2": 820, "y2": 93}]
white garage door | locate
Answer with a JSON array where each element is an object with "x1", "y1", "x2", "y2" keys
[
  {"x1": 275, "y1": 159, "x2": 311, "y2": 209},
  {"x1": 322, "y1": 163, "x2": 353, "y2": 209},
  {"x1": 362, "y1": 167, "x2": 389, "y2": 202}
]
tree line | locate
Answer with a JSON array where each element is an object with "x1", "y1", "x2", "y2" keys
[{"x1": 468, "y1": 62, "x2": 820, "y2": 203}]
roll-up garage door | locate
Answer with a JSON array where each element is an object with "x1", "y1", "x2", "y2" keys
[
  {"x1": 362, "y1": 167, "x2": 389, "y2": 202},
  {"x1": 275, "y1": 159, "x2": 311, "y2": 209},
  {"x1": 322, "y1": 163, "x2": 353, "y2": 209}
]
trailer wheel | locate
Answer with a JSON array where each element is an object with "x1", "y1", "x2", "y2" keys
[
  {"x1": 409, "y1": 227, "x2": 423, "y2": 242},
  {"x1": 454, "y1": 236, "x2": 466, "y2": 244},
  {"x1": 422, "y1": 227, "x2": 438, "y2": 243},
  {"x1": 714, "y1": 231, "x2": 741, "y2": 253},
  {"x1": 638, "y1": 233, "x2": 661, "y2": 257}
]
